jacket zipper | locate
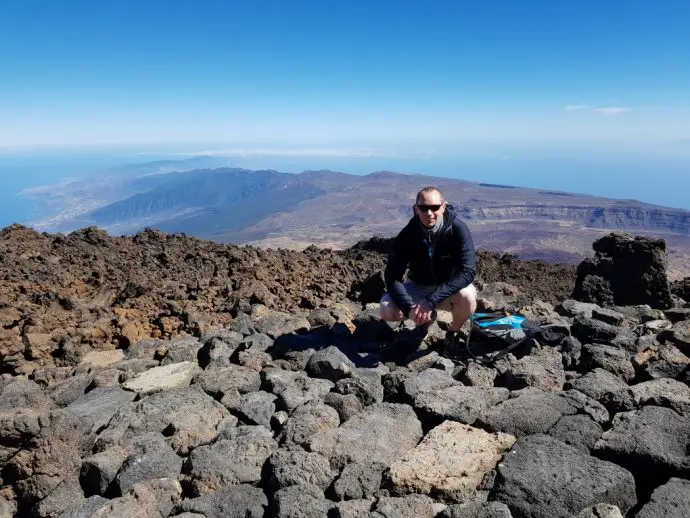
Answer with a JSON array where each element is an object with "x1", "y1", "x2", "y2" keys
[{"x1": 424, "y1": 238, "x2": 436, "y2": 284}]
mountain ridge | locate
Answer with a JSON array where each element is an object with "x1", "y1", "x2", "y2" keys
[{"x1": 20, "y1": 165, "x2": 690, "y2": 279}]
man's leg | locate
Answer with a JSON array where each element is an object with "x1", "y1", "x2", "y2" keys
[
  {"x1": 379, "y1": 294, "x2": 406, "y2": 322},
  {"x1": 447, "y1": 284, "x2": 478, "y2": 331}
]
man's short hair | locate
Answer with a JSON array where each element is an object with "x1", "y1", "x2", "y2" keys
[{"x1": 416, "y1": 186, "x2": 445, "y2": 204}]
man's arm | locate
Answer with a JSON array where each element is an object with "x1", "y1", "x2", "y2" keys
[
  {"x1": 425, "y1": 220, "x2": 476, "y2": 306},
  {"x1": 384, "y1": 230, "x2": 415, "y2": 316}
]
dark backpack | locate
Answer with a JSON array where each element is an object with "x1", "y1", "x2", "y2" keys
[{"x1": 465, "y1": 310, "x2": 564, "y2": 363}]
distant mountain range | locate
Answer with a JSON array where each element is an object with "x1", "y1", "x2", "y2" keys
[{"x1": 21, "y1": 159, "x2": 690, "y2": 279}]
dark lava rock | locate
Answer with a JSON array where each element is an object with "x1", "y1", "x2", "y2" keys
[
  {"x1": 547, "y1": 414, "x2": 603, "y2": 453},
  {"x1": 413, "y1": 385, "x2": 509, "y2": 427},
  {"x1": 271, "y1": 483, "x2": 334, "y2": 518},
  {"x1": 372, "y1": 494, "x2": 437, "y2": 518},
  {"x1": 305, "y1": 345, "x2": 356, "y2": 382},
  {"x1": 477, "y1": 389, "x2": 607, "y2": 437},
  {"x1": 330, "y1": 462, "x2": 386, "y2": 501},
  {"x1": 635, "y1": 477, "x2": 690, "y2": 518},
  {"x1": 67, "y1": 387, "x2": 136, "y2": 434},
  {"x1": 183, "y1": 425, "x2": 277, "y2": 495},
  {"x1": 174, "y1": 484, "x2": 268, "y2": 518},
  {"x1": 579, "y1": 343, "x2": 635, "y2": 381},
  {"x1": 593, "y1": 405, "x2": 690, "y2": 494},
  {"x1": 114, "y1": 432, "x2": 182, "y2": 494},
  {"x1": 572, "y1": 232, "x2": 673, "y2": 309},
  {"x1": 439, "y1": 501, "x2": 513, "y2": 518},
  {"x1": 265, "y1": 448, "x2": 336, "y2": 491},
  {"x1": 279, "y1": 400, "x2": 340, "y2": 446},
  {"x1": 670, "y1": 276, "x2": 690, "y2": 302},
  {"x1": 334, "y1": 368, "x2": 384, "y2": 406},
  {"x1": 490, "y1": 434, "x2": 637, "y2": 518}
]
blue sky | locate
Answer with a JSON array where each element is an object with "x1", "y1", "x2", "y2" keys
[{"x1": 2, "y1": 0, "x2": 689, "y2": 147}]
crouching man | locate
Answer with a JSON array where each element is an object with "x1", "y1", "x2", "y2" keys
[{"x1": 379, "y1": 186, "x2": 477, "y2": 352}]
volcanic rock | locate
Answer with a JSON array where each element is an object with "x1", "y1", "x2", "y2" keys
[
  {"x1": 490, "y1": 434, "x2": 637, "y2": 517},
  {"x1": 386, "y1": 421, "x2": 515, "y2": 503},
  {"x1": 265, "y1": 448, "x2": 336, "y2": 491},
  {"x1": 593, "y1": 405, "x2": 690, "y2": 493},
  {"x1": 572, "y1": 233, "x2": 673, "y2": 309},
  {"x1": 635, "y1": 477, "x2": 690, "y2": 518},
  {"x1": 307, "y1": 403, "x2": 423, "y2": 470}
]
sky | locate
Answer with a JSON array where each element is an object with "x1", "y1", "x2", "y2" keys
[{"x1": 2, "y1": 0, "x2": 690, "y2": 147}]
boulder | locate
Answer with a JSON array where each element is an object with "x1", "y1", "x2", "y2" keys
[
  {"x1": 629, "y1": 378, "x2": 690, "y2": 406},
  {"x1": 499, "y1": 346, "x2": 565, "y2": 392},
  {"x1": 580, "y1": 344, "x2": 635, "y2": 381},
  {"x1": 564, "y1": 369, "x2": 631, "y2": 403},
  {"x1": 571, "y1": 504, "x2": 623, "y2": 518},
  {"x1": 334, "y1": 368, "x2": 384, "y2": 406},
  {"x1": 571, "y1": 316, "x2": 625, "y2": 344},
  {"x1": 196, "y1": 332, "x2": 243, "y2": 367},
  {"x1": 271, "y1": 483, "x2": 333, "y2": 518},
  {"x1": 95, "y1": 386, "x2": 228, "y2": 455},
  {"x1": 323, "y1": 392, "x2": 364, "y2": 422},
  {"x1": 261, "y1": 368, "x2": 334, "y2": 411},
  {"x1": 67, "y1": 387, "x2": 136, "y2": 434},
  {"x1": 478, "y1": 389, "x2": 607, "y2": 437},
  {"x1": 547, "y1": 414, "x2": 603, "y2": 453},
  {"x1": 76, "y1": 349, "x2": 125, "y2": 371},
  {"x1": 593, "y1": 405, "x2": 690, "y2": 493},
  {"x1": 80, "y1": 446, "x2": 129, "y2": 496},
  {"x1": 632, "y1": 343, "x2": 690, "y2": 380},
  {"x1": 372, "y1": 494, "x2": 437, "y2": 518},
  {"x1": 662, "y1": 319, "x2": 690, "y2": 352},
  {"x1": 635, "y1": 477, "x2": 690, "y2": 518},
  {"x1": 305, "y1": 346, "x2": 355, "y2": 381},
  {"x1": 252, "y1": 308, "x2": 310, "y2": 339},
  {"x1": 280, "y1": 400, "x2": 340, "y2": 446},
  {"x1": 9, "y1": 412, "x2": 94, "y2": 508},
  {"x1": 114, "y1": 433, "x2": 182, "y2": 494},
  {"x1": 558, "y1": 299, "x2": 600, "y2": 318},
  {"x1": 307, "y1": 403, "x2": 423, "y2": 470},
  {"x1": 400, "y1": 368, "x2": 459, "y2": 403},
  {"x1": 194, "y1": 362, "x2": 261, "y2": 398},
  {"x1": 331, "y1": 462, "x2": 386, "y2": 501},
  {"x1": 332, "y1": 499, "x2": 375, "y2": 518},
  {"x1": 572, "y1": 233, "x2": 673, "y2": 309},
  {"x1": 490, "y1": 434, "x2": 637, "y2": 518},
  {"x1": 413, "y1": 386, "x2": 509, "y2": 427},
  {"x1": 459, "y1": 362, "x2": 499, "y2": 388},
  {"x1": 438, "y1": 501, "x2": 513, "y2": 518},
  {"x1": 159, "y1": 337, "x2": 204, "y2": 366},
  {"x1": 47, "y1": 374, "x2": 93, "y2": 407},
  {"x1": 173, "y1": 484, "x2": 268, "y2": 518},
  {"x1": 122, "y1": 361, "x2": 201, "y2": 395},
  {"x1": 386, "y1": 421, "x2": 515, "y2": 503},
  {"x1": 233, "y1": 390, "x2": 277, "y2": 428},
  {"x1": 74, "y1": 478, "x2": 182, "y2": 518},
  {"x1": 182, "y1": 426, "x2": 277, "y2": 495},
  {"x1": 265, "y1": 448, "x2": 336, "y2": 491},
  {"x1": 32, "y1": 476, "x2": 84, "y2": 518}
]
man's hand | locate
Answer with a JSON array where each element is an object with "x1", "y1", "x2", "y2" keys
[{"x1": 410, "y1": 300, "x2": 435, "y2": 325}]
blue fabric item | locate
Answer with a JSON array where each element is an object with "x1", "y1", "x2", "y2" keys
[{"x1": 473, "y1": 314, "x2": 526, "y2": 329}]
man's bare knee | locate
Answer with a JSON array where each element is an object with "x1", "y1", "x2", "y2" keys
[{"x1": 379, "y1": 299, "x2": 404, "y2": 322}]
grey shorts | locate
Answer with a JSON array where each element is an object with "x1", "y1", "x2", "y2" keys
[{"x1": 380, "y1": 281, "x2": 477, "y2": 311}]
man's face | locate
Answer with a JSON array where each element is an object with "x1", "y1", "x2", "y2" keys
[{"x1": 414, "y1": 190, "x2": 446, "y2": 228}]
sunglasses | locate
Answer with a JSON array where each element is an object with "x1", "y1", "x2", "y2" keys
[{"x1": 416, "y1": 203, "x2": 443, "y2": 212}]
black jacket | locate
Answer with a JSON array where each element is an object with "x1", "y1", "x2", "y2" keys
[{"x1": 384, "y1": 204, "x2": 476, "y2": 315}]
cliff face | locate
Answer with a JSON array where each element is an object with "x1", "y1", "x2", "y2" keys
[{"x1": 456, "y1": 204, "x2": 690, "y2": 233}]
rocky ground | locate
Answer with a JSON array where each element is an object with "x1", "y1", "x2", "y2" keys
[{"x1": 1, "y1": 226, "x2": 690, "y2": 517}]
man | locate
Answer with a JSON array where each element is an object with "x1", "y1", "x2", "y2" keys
[{"x1": 379, "y1": 186, "x2": 477, "y2": 353}]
